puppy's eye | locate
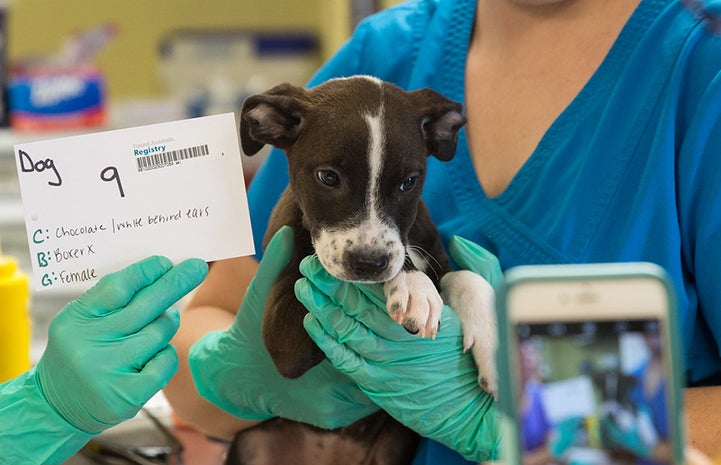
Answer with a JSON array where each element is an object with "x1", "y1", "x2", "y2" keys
[
  {"x1": 316, "y1": 169, "x2": 341, "y2": 187},
  {"x1": 400, "y1": 176, "x2": 418, "y2": 192}
]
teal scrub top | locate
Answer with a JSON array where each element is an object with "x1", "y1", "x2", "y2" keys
[{"x1": 247, "y1": 0, "x2": 721, "y2": 462}]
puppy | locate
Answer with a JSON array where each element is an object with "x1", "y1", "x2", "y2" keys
[{"x1": 226, "y1": 76, "x2": 496, "y2": 465}]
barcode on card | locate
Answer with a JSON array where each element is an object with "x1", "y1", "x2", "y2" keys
[{"x1": 136, "y1": 144, "x2": 210, "y2": 172}]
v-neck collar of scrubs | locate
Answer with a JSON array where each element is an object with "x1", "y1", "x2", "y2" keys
[
  {"x1": 443, "y1": 0, "x2": 672, "y2": 203},
  {"x1": 412, "y1": 0, "x2": 674, "y2": 265}
]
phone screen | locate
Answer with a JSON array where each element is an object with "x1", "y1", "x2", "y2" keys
[{"x1": 515, "y1": 317, "x2": 670, "y2": 465}]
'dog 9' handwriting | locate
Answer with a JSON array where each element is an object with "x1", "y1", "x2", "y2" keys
[{"x1": 17, "y1": 149, "x2": 126, "y2": 198}]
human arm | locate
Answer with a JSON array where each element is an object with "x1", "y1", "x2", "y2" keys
[
  {"x1": 163, "y1": 255, "x2": 261, "y2": 440},
  {"x1": 685, "y1": 386, "x2": 721, "y2": 458},
  {"x1": 0, "y1": 256, "x2": 207, "y2": 464}
]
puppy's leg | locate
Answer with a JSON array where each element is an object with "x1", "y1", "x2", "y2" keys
[
  {"x1": 384, "y1": 202, "x2": 449, "y2": 338},
  {"x1": 261, "y1": 209, "x2": 325, "y2": 379},
  {"x1": 440, "y1": 270, "x2": 498, "y2": 397},
  {"x1": 384, "y1": 269, "x2": 444, "y2": 338},
  {"x1": 263, "y1": 266, "x2": 326, "y2": 379}
]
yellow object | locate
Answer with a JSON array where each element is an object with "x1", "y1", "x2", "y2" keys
[
  {"x1": 585, "y1": 415, "x2": 601, "y2": 448},
  {"x1": 0, "y1": 256, "x2": 30, "y2": 383}
]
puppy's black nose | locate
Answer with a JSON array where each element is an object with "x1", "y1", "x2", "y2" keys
[{"x1": 349, "y1": 252, "x2": 389, "y2": 277}]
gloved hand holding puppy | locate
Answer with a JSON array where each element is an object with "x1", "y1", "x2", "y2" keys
[
  {"x1": 298, "y1": 235, "x2": 503, "y2": 463},
  {"x1": 189, "y1": 226, "x2": 380, "y2": 428},
  {"x1": 189, "y1": 227, "x2": 503, "y2": 463}
]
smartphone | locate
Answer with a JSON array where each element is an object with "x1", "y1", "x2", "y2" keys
[{"x1": 496, "y1": 263, "x2": 685, "y2": 465}]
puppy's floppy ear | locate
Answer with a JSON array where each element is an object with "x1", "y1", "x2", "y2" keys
[
  {"x1": 240, "y1": 83, "x2": 309, "y2": 155},
  {"x1": 409, "y1": 88, "x2": 466, "y2": 161}
]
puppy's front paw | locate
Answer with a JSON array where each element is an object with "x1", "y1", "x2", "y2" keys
[
  {"x1": 441, "y1": 270, "x2": 498, "y2": 398},
  {"x1": 384, "y1": 270, "x2": 443, "y2": 338}
]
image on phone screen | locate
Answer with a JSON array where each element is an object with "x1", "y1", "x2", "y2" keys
[{"x1": 516, "y1": 319, "x2": 670, "y2": 465}]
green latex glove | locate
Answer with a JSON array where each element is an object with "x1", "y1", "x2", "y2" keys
[
  {"x1": 547, "y1": 416, "x2": 583, "y2": 459},
  {"x1": 189, "y1": 226, "x2": 379, "y2": 428},
  {"x1": 448, "y1": 235, "x2": 504, "y2": 290},
  {"x1": 601, "y1": 414, "x2": 655, "y2": 458},
  {"x1": 0, "y1": 256, "x2": 207, "y2": 464},
  {"x1": 298, "y1": 236, "x2": 503, "y2": 463},
  {"x1": 0, "y1": 368, "x2": 93, "y2": 464}
]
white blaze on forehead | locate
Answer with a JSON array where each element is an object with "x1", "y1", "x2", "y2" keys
[
  {"x1": 311, "y1": 79, "x2": 407, "y2": 282},
  {"x1": 364, "y1": 110, "x2": 384, "y2": 229}
]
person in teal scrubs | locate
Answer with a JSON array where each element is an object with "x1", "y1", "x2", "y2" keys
[{"x1": 171, "y1": 0, "x2": 721, "y2": 463}]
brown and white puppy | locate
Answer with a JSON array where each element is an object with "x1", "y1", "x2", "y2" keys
[{"x1": 227, "y1": 76, "x2": 496, "y2": 465}]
